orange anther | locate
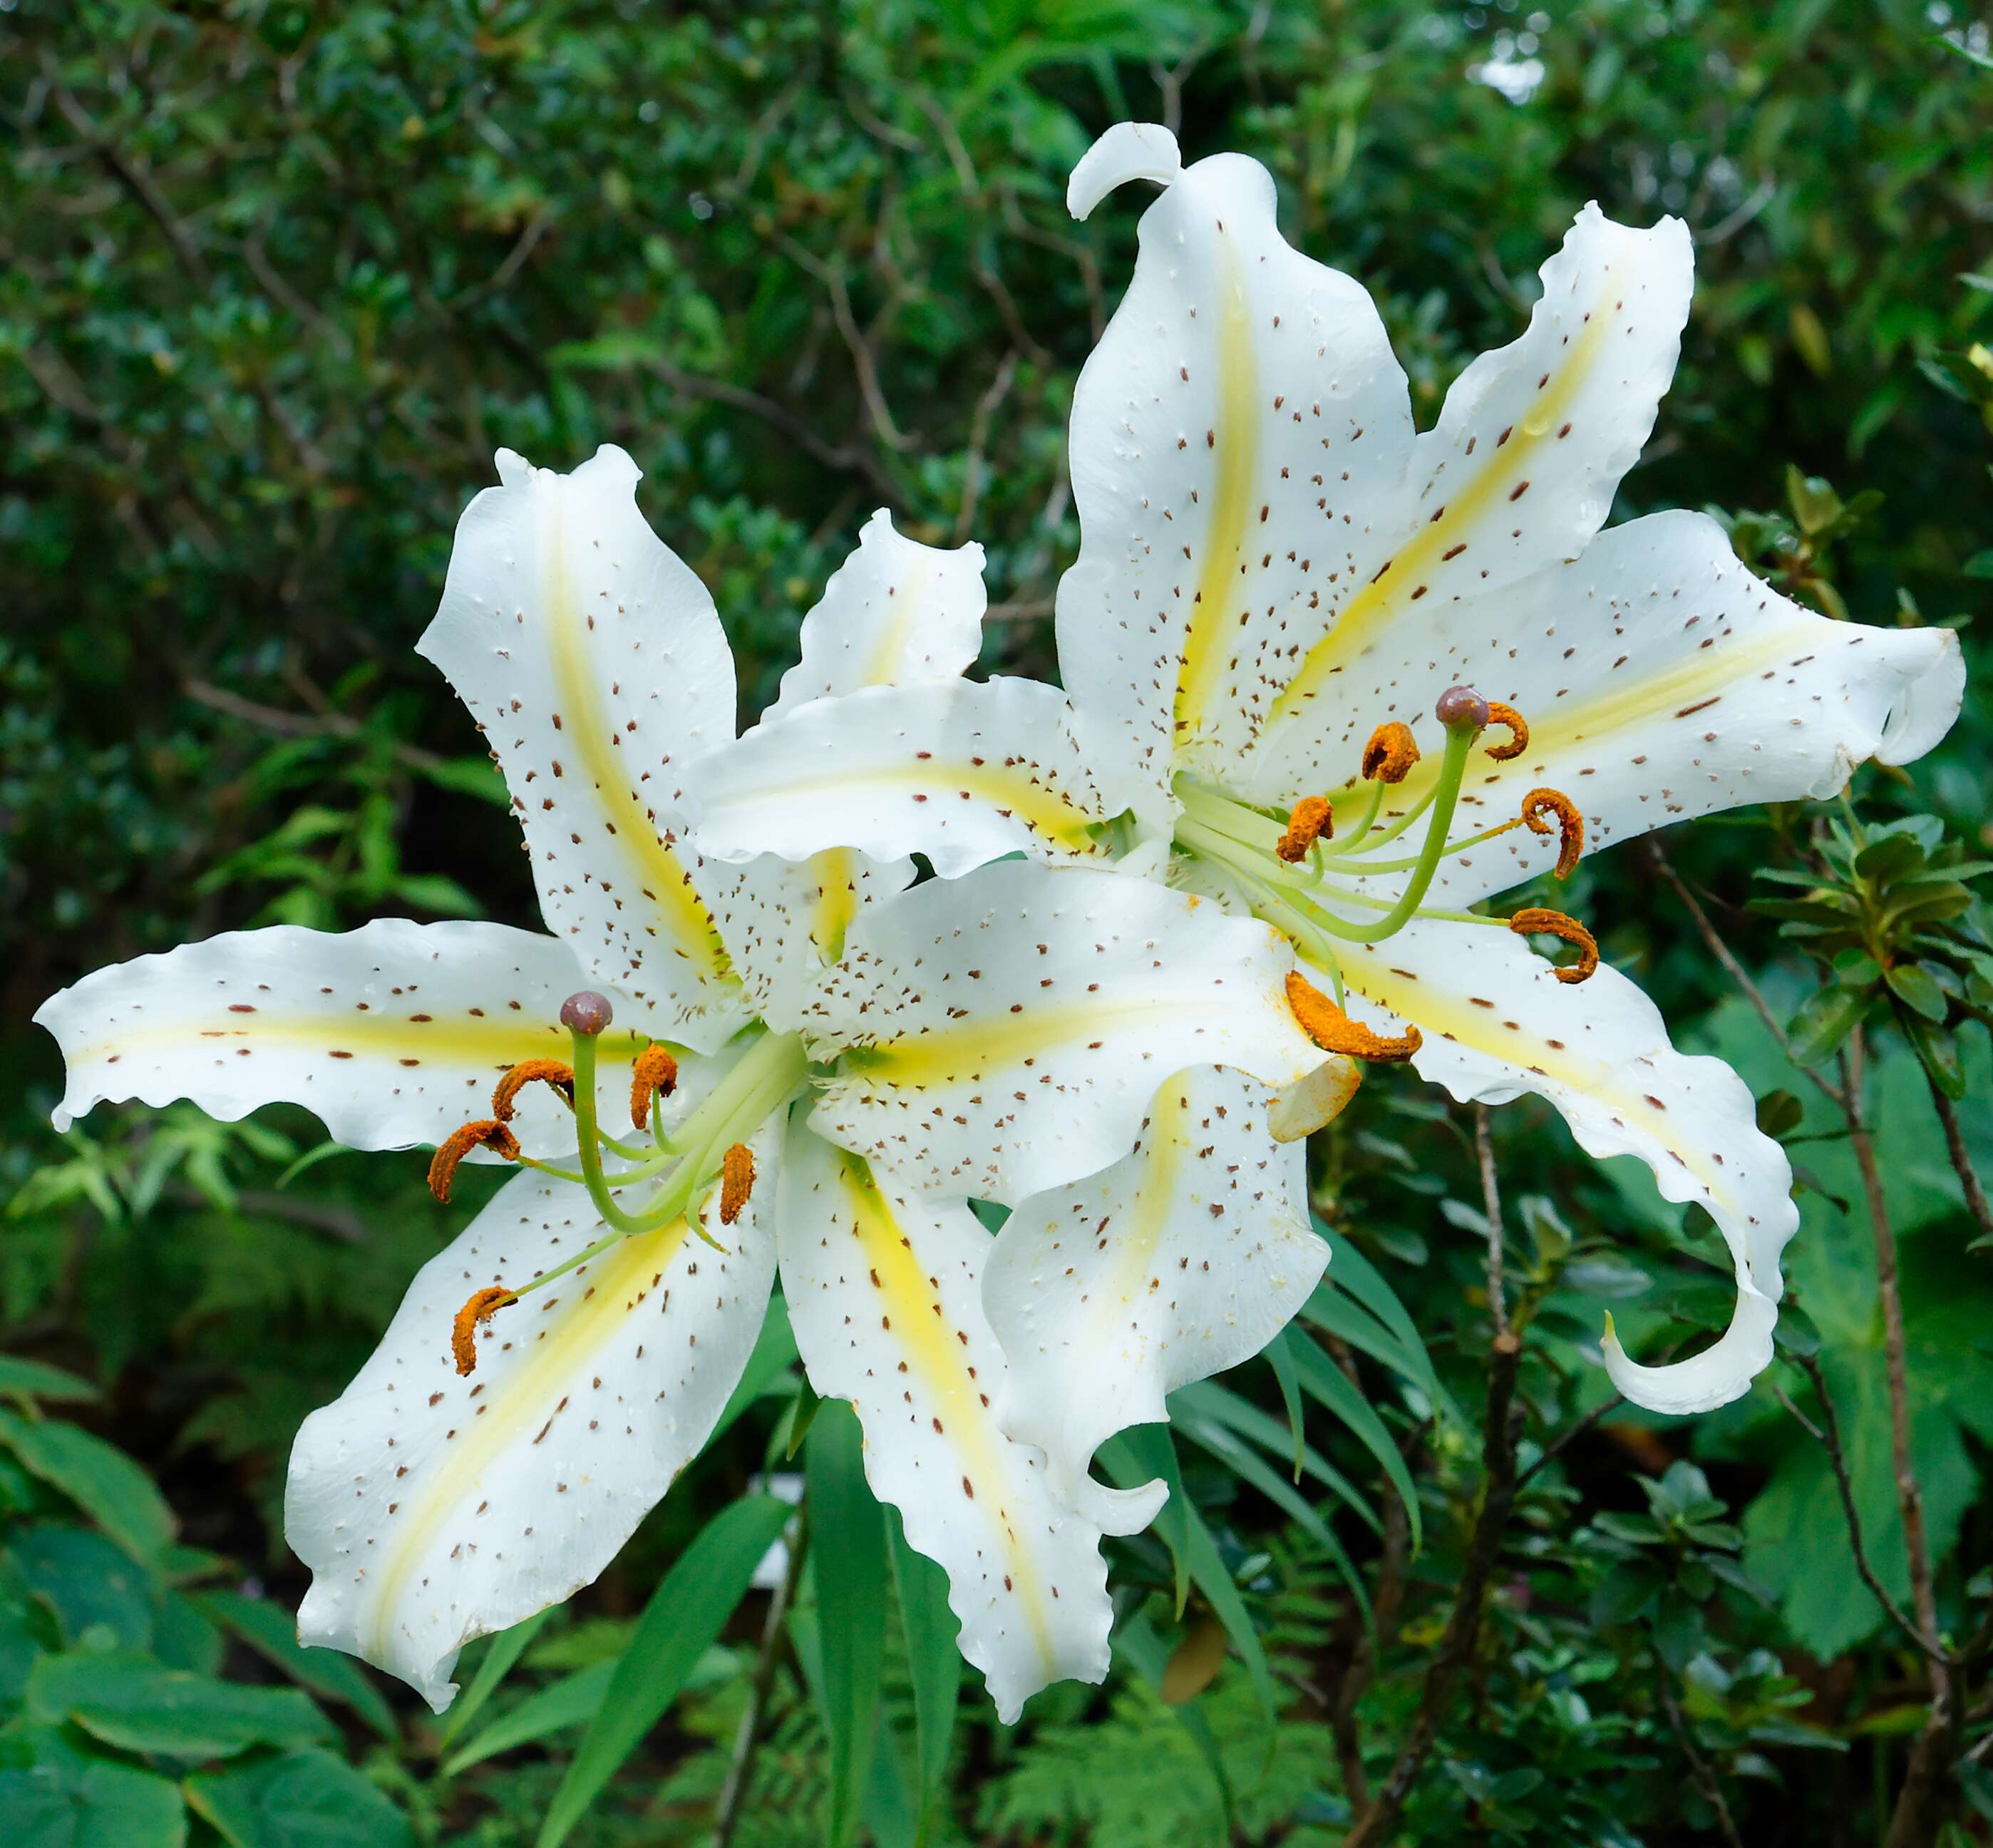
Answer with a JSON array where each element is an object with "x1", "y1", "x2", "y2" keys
[
  {"x1": 452, "y1": 1284, "x2": 515, "y2": 1376},
  {"x1": 1520, "y1": 787, "x2": 1584, "y2": 879},
  {"x1": 1484, "y1": 702, "x2": 1529, "y2": 762},
  {"x1": 1275, "y1": 796, "x2": 1333, "y2": 863},
  {"x1": 492, "y1": 1057, "x2": 575, "y2": 1123},
  {"x1": 1361, "y1": 722, "x2": 1420, "y2": 784},
  {"x1": 1284, "y1": 971, "x2": 1423, "y2": 1062},
  {"x1": 629, "y1": 1044, "x2": 681, "y2": 1130},
  {"x1": 1509, "y1": 908, "x2": 1599, "y2": 984},
  {"x1": 719, "y1": 1141, "x2": 756, "y2": 1225},
  {"x1": 427, "y1": 1119, "x2": 522, "y2": 1204}
]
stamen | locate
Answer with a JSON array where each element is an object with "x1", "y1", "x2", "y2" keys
[
  {"x1": 629, "y1": 1044, "x2": 681, "y2": 1130},
  {"x1": 1361, "y1": 722, "x2": 1419, "y2": 784},
  {"x1": 1520, "y1": 788, "x2": 1585, "y2": 879},
  {"x1": 1275, "y1": 796, "x2": 1332, "y2": 863},
  {"x1": 451, "y1": 1284, "x2": 515, "y2": 1376},
  {"x1": 1484, "y1": 702, "x2": 1528, "y2": 761},
  {"x1": 492, "y1": 1057, "x2": 575, "y2": 1122},
  {"x1": 719, "y1": 1142, "x2": 756, "y2": 1224},
  {"x1": 1285, "y1": 971, "x2": 1423, "y2": 1062},
  {"x1": 1509, "y1": 908, "x2": 1598, "y2": 983},
  {"x1": 428, "y1": 1119, "x2": 522, "y2": 1203}
]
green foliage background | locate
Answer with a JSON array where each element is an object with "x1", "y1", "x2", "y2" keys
[{"x1": 2, "y1": 2, "x2": 1990, "y2": 1844}]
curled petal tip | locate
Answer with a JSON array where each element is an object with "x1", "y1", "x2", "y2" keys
[{"x1": 1068, "y1": 121, "x2": 1185, "y2": 220}]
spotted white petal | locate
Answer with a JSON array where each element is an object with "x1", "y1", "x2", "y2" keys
[
  {"x1": 689, "y1": 850, "x2": 915, "y2": 1034},
  {"x1": 1324, "y1": 512, "x2": 1965, "y2": 907},
  {"x1": 418, "y1": 446, "x2": 744, "y2": 1050},
  {"x1": 1338, "y1": 918, "x2": 1796, "y2": 1414},
  {"x1": 982, "y1": 1066, "x2": 1324, "y2": 1527},
  {"x1": 1247, "y1": 204, "x2": 1694, "y2": 796},
  {"x1": 31, "y1": 920, "x2": 650, "y2": 1161},
  {"x1": 692, "y1": 679, "x2": 1127, "y2": 878},
  {"x1": 760, "y1": 510, "x2": 987, "y2": 727},
  {"x1": 776, "y1": 1121, "x2": 1131, "y2": 1723},
  {"x1": 798, "y1": 860, "x2": 1319, "y2": 1205},
  {"x1": 287, "y1": 1134, "x2": 778, "y2": 1711},
  {"x1": 1057, "y1": 124, "x2": 1417, "y2": 821}
]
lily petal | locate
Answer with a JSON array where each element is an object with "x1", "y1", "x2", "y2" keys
[
  {"x1": 1249, "y1": 203, "x2": 1693, "y2": 794},
  {"x1": 692, "y1": 679, "x2": 1126, "y2": 878},
  {"x1": 1058, "y1": 125, "x2": 1417, "y2": 819},
  {"x1": 418, "y1": 446, "x2": 745, "y2": 1050},
  {"x1": 287, "y1": 1140, "x2": 778, "y2": 1710},
  {"x1": 982, "y1": 1067, "x2": 1323, "y2": 1526},
  {"x1": 799, "y1": 860, "x2": 1319, "y2": 1205},
  {"x1": 1338, "y1": 918, "x2": 1796, "y2": 1413},
  {"x1": 1331, "y1": 512, "x2": 1965, "y2": 905},
  {"x1": 778, "y1": 1122, "x2": 1130, "y2": 1723},
  {"x1": 761, "y1": 510, "x2": 987, "y2": 727},
  {"x1": 32, "y1": 920, "x2": 647, "y2": 1159}
]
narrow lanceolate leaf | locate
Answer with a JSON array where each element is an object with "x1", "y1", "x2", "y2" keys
[
  {"x1": 31, "y1": 918, "x2": 649, "y2": 1161},
  {"x1": 433, "y1": 1611, "x2": 552, "y2": 1752},
  {"x1": 537, "y1": 1494, "x2": 793, "y2": 1848},
  {"x1": 692, "y1": 678, "x2": 1128, "y2": 878},
  {"x1": 807, "y1": 1400, "x2": 889, "y2": 1848},
  {"x1": 287, "y1": 1154, "x2": 776, "y2": 1711},
  {"x1": 418, "y1": 445, "x2": 746, "y2": 1049},
  {"x1": 441, "y1": 1660, "x2": 614, "y2": 1777},
  {"x1": 778, "y1": 1121, "x2": 1139, "y2": 1724},
  {"x1": 887, "y1": 1505, "x2": 962, "y2": 1842},
  {"x1": 800, "y1": 860, "x2": 1319, "y2": 1206},
  {"x1": 1279, "y1": 1329, "x2": 1422, "y2": 1551},
  {"x1": 982, "y1": 1067, "x2": 1324, "y2": 1526}
]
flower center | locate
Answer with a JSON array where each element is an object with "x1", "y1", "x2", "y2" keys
[
  {"x1": 433, "y1": 991, "x2": 808, "y2": 1373},
  {"x1": 1170, "y1": 687, "x2": 1597, "y2": 1010}
]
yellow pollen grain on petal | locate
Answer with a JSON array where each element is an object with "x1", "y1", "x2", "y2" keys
[
  {"x1": 541, "y1": 492, "x2": 731, "y2": 980},
  {"x1": 834, "y1": 1155, "x2": 1056, "y2": 1675},
  {"x1": 368, "y1": 1214, "x2": 692, "y2": 1669},
  {"x1": 1265, "y1": 284, "x2": 1619, "y2": 734},
  {"x1": 1173, "y1": 236, "x2": 1258, "y2": 749}
]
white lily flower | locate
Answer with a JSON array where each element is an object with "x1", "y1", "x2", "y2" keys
[
  {"x1": 35, "y1": 447, "x2": 1330, "y2": 1721},
  {"x1": 686, "y1": 124, "x2": 1964, "y2": 1424}
]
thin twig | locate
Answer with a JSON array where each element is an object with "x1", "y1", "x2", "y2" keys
[
  {"x1": 1790, "y1": 1353, "x2": 1946, "y2": 1667},
  {"x1": 1515, "y1": 1392, "x2": 1627, "y2": 1489},
  {"x1": 1654, "y1": 1653, "x2": 1746, "y2": 1848},
  {"x1": 1474, "y1": 1104, "x2": 1509, "y2": 1344},
  {"x1": 649, "y1": 359, "x2": 897, "y2": 500},
  {"x1": 1647, "y1": 838, "x2": 1841, "y2": 1107},
  {"x1": 714, "y1": 1509, "x2": 808, "y2": 1844},
  {"x1": 1916, "y1": 1060, "x2": 1993, "y2": 1243},
  {"x1": 181, "y1": 678, "x2": 448, "y2": 774}
]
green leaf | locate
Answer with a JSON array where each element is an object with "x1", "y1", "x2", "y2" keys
[
  {"x1": 9, "y1": 1526, "x2": 156, "y2": 1651},
  {"x1": 537, "y1": 1494, "x2": 791, "y2": 1848},
  {"x1": 441, "y1": 1660, "x2": 614, "y2": 1777},
  {"x1": 1102, "y1": 1427, "x2": 1275, "y2": 1718},
  {"x1": 1279, "y1": 1330, "x2": 1422, "y2": 1551},
  {"x1": 198, "y1": 1592, "x2": 397, "y2": 1742},
  {"x1": 1309, "y1": 1227, "x2": 1461, "y2": 1427},
  {"x1": 807, "y1": 1400, "x2": 887, "y2": 1848},
  {"x1": 1962, "y1": 547, "x2": 1993, "y2": 580},
  {"x1": 185, "y1": 1747, "x2": 411, "y2": 1848},
  {"x1": 1098, "y1": 1423, "x2": 1188, "y2": 1616},
  {"x1": 433, "y1": 1610, "x2": 551, "y2": 1752},
  {"x1": 0, "y1": 1357, "x2": 98, "y2": 1405},
  {"x1": 0, "y1": 1412, "x2": 175, "y2": 1566},
  {"x1": 1903, "y1": 1012, "x2": 1968, "y2": 1102},
  {"x1": 0, "y1": 1727, "x2": 186, "y2": 1847},
  {"x1": 1787, "y1": 984, "x2": 1871, "y2": 1065},
  {"x1": 1170, "y1": 1380, "x2": 1379, "y2": 1536},
  {"x1": 1262, "y1": 1332, "x2": 1306, "y2": 1481},
  {"x1": 1885, "y1": 962, "x2": 1950, "y2": 1023},
  {"x1": 886, "y1": 1504, "x2": 959, "y2": 1843},
  {"x1": 28, "y1": 1654, "x2": 335, "y2": 1761}
]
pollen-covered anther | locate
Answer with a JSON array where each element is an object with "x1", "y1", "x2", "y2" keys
[
  {"x1": 1520, "y1": 787, "x2": 1585, "y2": 878},
  {"x1": 1509, "y1": 908, "x2": 1599, "y2": 984},
  {"x1": 491, "y1": 1057, "x2": 575, "y2": 1123},
  {"x1": 451, "y1": 1284, "x2": 515, "y2": 1377},
  {"x1": 1284, "y1": 971, "x2": 1423, "y2": 1062},
  {"x1": 719, "y1": 1142, "x2": 756, "y2": 1225},
  {"x1": 1275, "y1": 795, "x2": 1332, "y2": 862},
  {"x1": 629, "y1": 1044, "x2": 681, "y2": 1130},
  {"x1": 427, "y1": 1119, "x2": 522, "y2": 1204},
  {"x1": 1361, "y1": 722, "x2": 1420, "y2": 784},
  {"x1": 1484, "y1": 702, "x2": 1529, "y2": 761}
]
